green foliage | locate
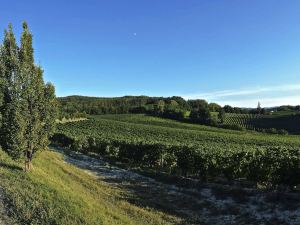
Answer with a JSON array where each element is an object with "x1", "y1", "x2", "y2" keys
[
  {"x1": 219, "y1": 123, "x2": 245, "y2": 131},
  {"x1": 190, "y1": 101, "x2": 211, "y2": 124},
  {"x1": 0, "y1": 23, "x2": 57, "y2": 163},
  {"x1": 52, "y1": 114, "x2": 300, "y2": 187},
  {"x1": 153, "y1": 100, "x2": 165, "y2": 115},
  {"x1": 208, "y1": 103, "x2": 221, "y2": 112},
  {"x1": 0, "y1": 102, "x2": 26, "y2": 159},
  {"x1": 217, "y1": 108, "x2": 226, "y2": 124},
  {"x1": 186, "y1": 99, "x2": 206, "y2": 109},
  {"x1": 0, "y1": 24, "x2": 26, "y2": 159},
  {"x1": 222, "y1": 113, "x2": 300, "y2": 134},
  {"x1": 58, "y1": 95, "x2": 191, "y2": 118}
]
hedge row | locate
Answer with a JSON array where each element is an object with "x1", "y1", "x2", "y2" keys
[{"x1": 51, "y1": 133, "x2": 300, "y2": 187}]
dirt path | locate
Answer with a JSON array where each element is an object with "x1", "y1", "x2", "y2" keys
[{"x1": 55, "y1": 148, "x2": 300, "y2": 225}]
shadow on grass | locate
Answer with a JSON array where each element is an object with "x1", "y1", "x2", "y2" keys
[
  {"x1": 101, "y1": 176, "x2": 202, "y2": 224},
  {"x1": 0, "y1": 162, "x2": 22, "y2": 171},
  {"x1": 53, "y1": 147, "x2": 202, "y2": 225}
]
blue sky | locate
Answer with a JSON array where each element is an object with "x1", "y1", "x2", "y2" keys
[{"x1": 1, "y1": 0, "x2": 300, "y2": 107}]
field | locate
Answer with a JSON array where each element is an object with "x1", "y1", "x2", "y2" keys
[
  {"x1": 223, "y1": 113, "x2": 300, "y2": 134},
  {"x1": 2, "y1": 114, "x2": 300, "y2": 224},
  {"x1": 53, "y1": 114, "x2": 300, "y2": 187}
]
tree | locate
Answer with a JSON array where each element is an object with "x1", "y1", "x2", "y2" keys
[
  {"x1": 154, "y1": 100, "x2": 165, "y2": 115},
  {"x1": 218, "y1": 108, "x2": 226, "y2": 124},
  {"x1": 187, "y1": 99, "x2": 208, "y2": 110},
  {"x1": 209, "y1": 103, "x2": 221, "y2": 112},
  {"x1": 0, "y1": 77, "x2": 3, "y2": 127},
  {"x1": 0, "y1": 24, "x2": 26, "y2": 159},
  {"x1": 0, "y1": 22, "x2": 57, "y2": 171},
  {"x1": 0, "y1": 45, "x2": 3, "y2": 124},
  {"x1": 190, "y1": 103, "x2": 211, "y2": 124},
  {"x1": 165, "y1": 100, "x2": 179, "y2": 111},
  {"x1": 39, "y1": 82, "x2": 57, "y2": 150},
  {"x1": 20, "y1": 22, "x2": 57, "y2": 171},
  {"x1": 170, "y1": 96, "x2": 187, "y2": 108},
  {"x1": 223, "y1": 105, "x2": 234, "y2": 113},
  {"x1": 257, "y1": 101, "x2": 262, "y2": 114}
]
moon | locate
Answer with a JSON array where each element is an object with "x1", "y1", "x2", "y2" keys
[{"x1": 133, "y1": 33, "x2": 137, "y2": 36}]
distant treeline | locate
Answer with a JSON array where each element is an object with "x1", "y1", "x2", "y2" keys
[
  {"x1": 57, "y1": 95, "x2": 300, "y2": 124},
  {"x1": 57, "y1": 95, "x2": 220, "y2": 123}
]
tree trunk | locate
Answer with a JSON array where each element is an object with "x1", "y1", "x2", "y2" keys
[{"x1": 24, "y1": 151, "x2": 33, "y2": 172}]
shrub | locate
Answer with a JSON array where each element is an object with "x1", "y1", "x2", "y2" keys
[
  {"x1": 266, "y1": 128, "x2": 278, "y2": 134},
  {"x1": 278, "y1": 129, "x2": 288, "y2": 135}
]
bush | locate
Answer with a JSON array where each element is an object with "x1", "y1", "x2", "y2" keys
[
  {"x1": 266, "y1": 128, "x2": 278, "y2": 134},
  {"x1": 71, "y1": 137, "x2": 89, "y2": 152},
  {"x1": 278, "y1": 129, "x2": 288, "y2": 135},
  {"x1": 219, "y1": 124, "x2": 245, "y2": 131}
]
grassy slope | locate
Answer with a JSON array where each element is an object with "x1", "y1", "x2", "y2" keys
[{"x1": 0, "y1": 149, "x2": 182, "y2": 225}]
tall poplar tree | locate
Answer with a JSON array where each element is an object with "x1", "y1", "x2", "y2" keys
[
  {"x1": 0, "y1": 45, "x2": 4, "y2": 128},
  {"x1": 0, "y1": 24, "x2": 26, "y2": 159},
  {"x1": 20, "y1": 22, "x2": 57, "y2": 171},
  {"x1": 0, "y1": 22, "x2": 57, "y2": 171}
]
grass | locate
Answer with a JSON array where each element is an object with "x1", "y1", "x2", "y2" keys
[{"x1": 0, "y1": 148, "x2": 185, "y2": 225}]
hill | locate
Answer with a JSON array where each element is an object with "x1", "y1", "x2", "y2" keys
[
  {"x1": 57, "y1": 96, "x2": 300, "y2": 134},
  {"x1": 53, "y1": 114, "x2": 300, "y2": 187},
  {"x1": 0, "y1": 148, "x2": 183, "y2": 225}
]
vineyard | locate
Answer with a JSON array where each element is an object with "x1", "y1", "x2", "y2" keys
[
  {"x1": 52, "y1": 114, "x2": 300, "y2": 188},
  {"x1": 223, "y1": 113, "x2": 261, "y2": 130},
  {"x1": 223, "y1": 113, "x2": 300, "y2": 134}
]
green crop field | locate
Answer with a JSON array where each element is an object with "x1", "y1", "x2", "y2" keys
[
  {"x1": 223, "y1": 113, "x2": 300, "y2": 134},
  {"x1": 53, "y1": 114, "x2": 300, "y2": 187}
]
